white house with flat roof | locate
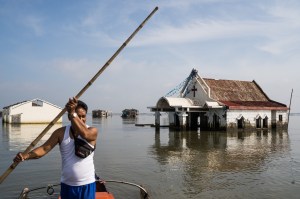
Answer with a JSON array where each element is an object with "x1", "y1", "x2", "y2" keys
[{"x1": 2, "y1": 99, "x2": 63, "y2": 124}]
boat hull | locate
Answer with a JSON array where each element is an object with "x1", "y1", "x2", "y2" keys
[
  {"x1": 58, "y1": 192, "x2": 114, "y2": 199},
  {"x1": 96, "y1": 192, "x2": 115, "y2": 199}
]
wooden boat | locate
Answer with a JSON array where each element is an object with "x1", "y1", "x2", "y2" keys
[{"x1": 18, "y1": 179, "x2": 149, "y2": 199}]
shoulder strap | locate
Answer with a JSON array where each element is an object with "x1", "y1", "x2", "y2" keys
[
  {"x1": 70, "y1": 126, "x2": 96, "y2": 150},
  {"x1": 70, "y1": 126, "x2": 77, "y2": 140}
]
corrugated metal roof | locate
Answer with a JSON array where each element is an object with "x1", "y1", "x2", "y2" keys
[
  {"x1": 203, "y1": 78, "x2": 287, "y2": 109},
  {"x1": 151, "y1": 70, "x2": 288, "y2": 110},
  {"x1": 3, "y1": 98, "x2": 62, "y2": 110},
  {"x1": 3, "y1": 100, "x2": 28, "y2": 109},
  {"x1": 203, "y1": 78, "x2": 268, "y2": 101},
  {"x1": 220, "y1": 101, "x2": 288, "y2": 110}
]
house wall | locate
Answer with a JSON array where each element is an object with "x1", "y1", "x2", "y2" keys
[
  {"x1": 2, "y1": 109, "x2": 9, "y2": 123},
  {"x1": 158, "y1": 108, "x2": 288, "y2": 130},
  {"x1": 226, "y1": 109, "x2": 288, "y2": 129},
  {"x1": 185, "y1": 79, "x2": 212, "y2": 106},
  {"x1": 167, "y1": 108, "x2": 227, "y2": 130},
  {"x1": 274, "y1": 110, "x2": 288, "y2": 128},
  {"x1": 168, "y1": 112, "x2": 175, "y2": 125},
  {"x1": 4, "y1": 101, "x2": 62, "y2": 124},
  {"x1": 227, "y1": 110, "x2": 271, "y2": 129},
  {"x1": 204, "y1": 108, "x2": 227, "y2": 129}
]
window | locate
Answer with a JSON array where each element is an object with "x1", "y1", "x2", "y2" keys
[
  {"x1": 279, "y1": 115, "x2": 282, "y2": 122},
  {"x1": 256, "y1": 117, "x2": 262, "y2": 128},
  {"x1": 213, "y1": 113, "x2": 220, "y2": 129},
  {"x1": 32, "y1": 99, "x2": 43, "y2": 107},
  {"x1": 237, "y1": 117, "x2": 244, "y2": 129},
  {"x1": 263, "y1": 117, "x2": 268, "y2": 128}
]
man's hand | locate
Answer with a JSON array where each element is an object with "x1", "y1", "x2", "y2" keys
[
  {"x1": 66, "y1": 97, "x2": 78, "y2": 114},
  {"x1": 13, "y1": 152, "x2": 29, "y2": 163}
]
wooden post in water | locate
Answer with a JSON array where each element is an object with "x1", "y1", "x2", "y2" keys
[
  {"x1": 0, "y1": 6, "x2": 159, "y2": 184},
  {"x1": 287, "y1": 88, "x2": 293, "y2": 129}
]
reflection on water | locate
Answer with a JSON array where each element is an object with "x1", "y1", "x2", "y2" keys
[
  {"x1": 151, "y1": 129, "x2": 289, "y2": 169},
  {"x1": 2, "y1": 123, "x2": 62, "y2": 151},
  {"x1": 121, "y1": 118, "x2": 137, "y2": 125},
  {"x1": 150, "y1": 128, "x2": 292, "y2": 198}
]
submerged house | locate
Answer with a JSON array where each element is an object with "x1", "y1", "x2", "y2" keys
[
  {"x1": 2, "y1": 98, "x2": 63, "y2": 124},
  {"x1": 121, "y1": 109, "x2": 139, "y2": 118},
  {"x1": 92, "y1": 109, "x2": 111, "y2": 118},
  {"x1": 148, "y1": 69, "x2": 289, "y2": 130}
]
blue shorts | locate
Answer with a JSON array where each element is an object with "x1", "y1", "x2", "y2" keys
[{"x1": 60, "y1": 182, "x2": 96, "y2": 199}]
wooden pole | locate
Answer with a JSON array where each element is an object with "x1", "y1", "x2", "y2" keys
[
  {"x1": 0, "y1": 6, "x2": 159, "y2": 184},
  {"x1": 287, "y1": 88, "x2": 293, "y2": 129}
]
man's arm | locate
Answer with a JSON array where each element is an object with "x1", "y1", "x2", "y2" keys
[
  {"x1": 14, "y1": 128, "x2": 62, "y2": 162},
  {"x1": 71, "y1": 116, "x2": 98, "y2": 143},
  {"x1": 66, "y1": 97, "x2": 98, "y2": 143}
]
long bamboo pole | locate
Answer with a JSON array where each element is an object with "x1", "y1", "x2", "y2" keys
[{"x1": 0, "y1": 6, "x2": 159, "y2": 184}]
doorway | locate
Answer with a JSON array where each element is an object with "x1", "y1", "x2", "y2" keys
[{"x1": 237, "y1": 117, "x2": 244, "y2": 129}]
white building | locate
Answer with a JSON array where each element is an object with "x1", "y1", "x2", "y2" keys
[
  {"x1": 2, "y1": 99, "x2": 63, "y2": 124},
  {"x1": 148, "y1": 69, "x2": 289, "y2": 130}
]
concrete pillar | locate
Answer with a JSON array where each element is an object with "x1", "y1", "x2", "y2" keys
[
  {"x1": 155, "y1": 111, "x2": 160, "y2": 128},
  {"x1": 177, "y1": 112, "x2": 188, "y2": 128},
  {"x1": 188, "y1": 112, "x2": 191, "y2": 129},
  {"x1": 168, "y1": 112, "x2": 175, "y2": 126}
]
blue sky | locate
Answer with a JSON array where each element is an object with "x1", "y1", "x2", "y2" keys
[{"x1": 0, "y1": 0, "x2": 299, "y2": 113}]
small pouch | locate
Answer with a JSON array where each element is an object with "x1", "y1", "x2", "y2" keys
[{"x1": 71, "y1": 127, "x2": 95, "y2": 158}]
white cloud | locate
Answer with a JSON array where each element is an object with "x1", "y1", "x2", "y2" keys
[
  {"x1": 51, "y1": 58, "x2": 99, "y2": 80},
  {"x1": 264, "y1": 0, "x2": 300, "y2": 21},
  {"x1": 133, "y1": 19, "x2": 268, "y2": 46},
  {"x1": 258, "y1": 36, "x2": 300, "y2": 55},
  {"x1": 158, "y1": 0, "x2": 231, "y2": 9}
]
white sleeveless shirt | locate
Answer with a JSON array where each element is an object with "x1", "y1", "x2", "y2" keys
[{"x1": 60, "y1": 125, "x2": 95, "y2": 186}]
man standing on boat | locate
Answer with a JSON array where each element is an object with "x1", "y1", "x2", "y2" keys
[{"x1": 14, "y1": 97, "x2": 98, "y2": 199}]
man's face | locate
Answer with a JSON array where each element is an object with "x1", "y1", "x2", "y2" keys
[{"x1": 76, "y1": 107, "x2": 87, "y2": 123}]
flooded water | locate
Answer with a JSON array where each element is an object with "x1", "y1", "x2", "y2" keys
[{"x1": 0, "y1": 114, "x2": 300, "y2": 198}]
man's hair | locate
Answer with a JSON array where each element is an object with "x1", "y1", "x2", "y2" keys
[{"x1": 76, "y1": 100, "x2": 88, "y2": 112}]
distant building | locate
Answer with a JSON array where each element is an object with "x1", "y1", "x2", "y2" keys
[
  {"x1": 121, "y1": 109, "x2": 139, "y2": 118},
  {"x1": 92, "y1": 109, "x2": 111, "y2": 118},
  {"x1": 2, "y1": 98, "x2": 63, "y2": 124},
  {"x1": 148, "y1": 69, "x2": 289, "y2": 130}
]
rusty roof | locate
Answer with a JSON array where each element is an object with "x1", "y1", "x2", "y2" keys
[
  {"x1": 203, "y1": 78, "x2": 269, "y2": 101},
  {"x1": 219, "y1": 101, "x2": 288, "y2": 110},
  {"x1": 203, "y1": 78, "x2": 287, "y2": 110}
]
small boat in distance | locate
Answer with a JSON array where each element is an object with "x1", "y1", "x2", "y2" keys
[{"x1": 121, "y1": 109, "x2": 139, "y2": 118}]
